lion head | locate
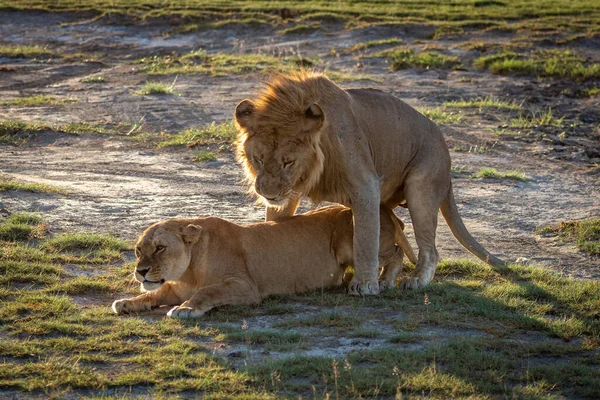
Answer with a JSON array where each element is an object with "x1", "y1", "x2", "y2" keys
[
  {"x1": 133, "y1": 222, "x2": 202, "y2": 291},
  {"x1": 234, "y1": 72, "x2": 328, "y2": 208}
]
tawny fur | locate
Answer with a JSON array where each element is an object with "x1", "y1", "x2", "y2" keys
[
  {"x1": 112, "y1": 206, "x2": 412, "y2": 318},
  {"x1": 234, "y1": 71, "x2": 506, "y2": 292}
]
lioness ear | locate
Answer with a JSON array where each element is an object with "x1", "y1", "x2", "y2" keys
[
  {"x1": 181, "y1": 224, "x2": 202, "y2": 245},
  {"x1": 234, "y1": 99, "x2": 256, "y2": 130},
  {"x1": 301, "y1": 103, "x2": 324, "y2": 134}
]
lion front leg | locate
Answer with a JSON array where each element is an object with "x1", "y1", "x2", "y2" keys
[
  {"x1": 167, "y1": 277, "x2": 260, "y2": 319},
  {"x1": 348, "y1": 183, "x2": 381, "y2": 296},
  {"x1": 112, "y1": 282, "x2": 181, "y2": 315}
]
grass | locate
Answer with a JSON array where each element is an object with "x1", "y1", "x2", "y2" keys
[
  {"x1": 193, "y1": 150, "x2": 217, "y2": 162},
  {"x1": 158, "y1": 121, "x2": 236, "y2": 148},
  {"x1": 474, "y1": 49, "x2": 600, "y2": 80},
  {"x1": 80, "y1": 76, "x2": 106, "y2": 83},
  {"x1": 2, "y1": 95, "x2": 77, "y2": 107},
  {"x1": 474, "y1": 167, "x2": 528, "y2": 181},
  {"x1": 0, "y1": 177, "x2": 67, "y2": 194},
  {"x1": 443, "y1": 97, "x2": 521, "y2": 111},
  {"x1": 278, "y1": 23, "x2": 320, "y2": 35},
  {"x1": 0, "y1": 120, "x2": 157, "y2": 145},
  {"x1": 0, "y1": 44, "x2": 55, "y2": 58},
  {"x1": 1, "y1": 0, "x2": 598, "y2": 37},
  {"x1": 341, "y1": 37, "x2": 402, "y2": 53},
  {"x1": 137, "y1": 80, "x2": 177, "y2": 95},
  {"x1": 417, "y1": 107, "x2": 465, "y2": 124},
  {"x1": 538, "y1": 219, "x2": 600, "y2": 256},
  {"x1": 0, "y1": 213, "x2": 46, "y2": 241},
  {"x1": 136, "y1": 50, "x2": 285, "y2": 77},
  {"x1": 507, "y1": 108, "x2": 565, "y2": 128},
  {"x1": 376, "y1": 48, "x2": 461, "y2": 70}
]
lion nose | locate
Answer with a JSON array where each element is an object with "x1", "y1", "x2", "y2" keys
[{"x1": 137, "y1": 268, "x2": 150, "y2": 277}]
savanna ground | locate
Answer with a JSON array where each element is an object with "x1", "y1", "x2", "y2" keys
[{"x1": 1, "y1": 1, "x2": 599, "y2": 398}]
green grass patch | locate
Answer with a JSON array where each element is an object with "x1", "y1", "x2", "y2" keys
[
  {"x1": 0, "y1": 177, "x2": 67, "y2": 194},
  {"x1": 158, "y1": 121, "x2": 236, "y2": 148},
  {"x1": 2, "y1": 95, "x2": 77, "y2": 107},
  {"x1": 377, "y1": 48, "x2": 461, "y2": 70},
  {"x1": 341, "y1": 37, "x2": 402, "y2": 53},
  {"x1": 137, "y1": 80, "x2": 177, "y2": 95},
  {"x1": 538, "y1": 219, "x2": 600, "y2": 256},
  {"x1": 136, "y1": 50, "x2": 285, "y2": 76},
  {"x1": 40, "y1": 233, "x2": 130, "y2": 253},
  {"x1": 475, "y1": 49, "x2": 600, "y2": 80},
  {"x1": 278, "y1": 23, "x2": 320, "y2": 35},
  {"x1": 474, "y1": 167, "x2": 528, "y2": 181},
  {"x1": 80, "y1": 76, "x2": 106, "y2": 83},
  {"x1": 417, "y1": 107, "x2": 465, "y2": 124},
  {"x1": 0, "y1": 212, "x2": 47, "y2": 242},
  {"x1": 443, "y1": 97, "x2": 521, "y2": 110},
  {"x1": 507, "y1": 107, "x2": 565, "y2": 128},
  {"x1": 192, "y1": 150, "x2": 218, "y2": 162},
  {"x1": 0, "y1": 44, "x2": 55, "y2": 58}
]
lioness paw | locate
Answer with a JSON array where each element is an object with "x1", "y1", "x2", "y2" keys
[
  {"x1": 112, "y1": 299, "x2": 135, "y2": 315},
  {"x1": 167, "y1": 305, "x2": 204, "y2": 319},
  {"x1": 348, "y1": 280, "x2": 380, "y2": 296}
]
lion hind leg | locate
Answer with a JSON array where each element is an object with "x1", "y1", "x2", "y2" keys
[{"x1": 399, "y1": 180, "x2": 444, "y2": 289}]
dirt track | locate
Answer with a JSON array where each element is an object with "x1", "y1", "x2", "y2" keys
[{"x1": 1, "y1": 11, "x2": 599, "y2": 280}]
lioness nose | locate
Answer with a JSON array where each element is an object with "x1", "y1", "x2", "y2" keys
[{"x1": 137, "y1": 268, "x2": 150, "y2": 277}]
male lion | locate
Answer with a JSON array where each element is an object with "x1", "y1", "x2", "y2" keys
[
  {"x1": 234, "y1": 71, "x2": 506, "y2": 294},
  {"x1": 112, "y1": 206, "x2": 415, "y2": 318}
]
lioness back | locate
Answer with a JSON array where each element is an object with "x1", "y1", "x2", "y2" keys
[{"x1": 240, "y1": 206, "x2": 351, "y2": 295}]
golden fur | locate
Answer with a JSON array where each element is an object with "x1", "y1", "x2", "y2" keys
[
  {"x1": 112, "y1": 206, "x2": 415, "y2": 318},
  {"x1": 234, "y1": 71, "x2": 505, "y2": 292}
]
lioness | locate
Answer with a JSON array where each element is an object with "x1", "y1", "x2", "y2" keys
[
  {"x1": 234, "y1": 71, "x2": 506, "y2": 294},
  {"x1": 112, "y1": 206, "x2": 415, "y2": 318}
]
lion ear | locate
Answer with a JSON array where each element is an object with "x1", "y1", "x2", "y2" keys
[
  {"x1": 234, "y1": 99, "x2": 256, "y2": 130},
  {"x1": 181, "y1": 224, "x2": 203, "y2": 245},
  {"x1": 301, "y1": 103, "x2": 324, "y2": 135}
]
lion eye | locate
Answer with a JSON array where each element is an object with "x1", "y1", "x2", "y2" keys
[
  {"x1": 282, "y1": 160, "x2": 295, "y2": 169},
  {"x1": 155, "y1": 245, "x2": 166, "y2": 254},
  {"x1": 135, "y1": 247, "x2": 141, "y2": 257}
]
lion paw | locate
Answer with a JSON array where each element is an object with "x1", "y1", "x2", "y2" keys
[
  {"x1": 166, "y1": 305, "x2": 204, "y2": 319},
  {"x1": 399, "y1": 276, "x2": 430, "y2": 289},
  {"x1": 348, "y1": 280, "x2": 380, "y2": 296},
  {"x1": 112, "y1": 299, "x2": 135, "y2": 315}
]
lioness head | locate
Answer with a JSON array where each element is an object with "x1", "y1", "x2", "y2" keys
[
  {"x1": 234, "y1": 77, "x2": 326, "y2": 207},
  {"x1": 134, "y1": 222, "x2": 202, "y2": 291}
]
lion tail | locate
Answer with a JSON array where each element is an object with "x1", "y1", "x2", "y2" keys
[
  {"x1": 440, "y1": 183, "x2": 507, "y2": 268},
  {"x1": 388, "y1": 210, "x2": 418, "y2": 265}
]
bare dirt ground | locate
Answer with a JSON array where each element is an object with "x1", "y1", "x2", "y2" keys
[{"x1": 1, "y1": 11, "x2": 600, "y2": 387}]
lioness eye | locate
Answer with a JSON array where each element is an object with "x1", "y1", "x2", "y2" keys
[
  {"x1": 155, "y1": 245, "x2": 165, "y2": 254},
  {"x1": 135, "y1": 247, "x2": 141, "y2": 257},
  {"x1": 282, "y1": 160, "x2": 295, "y2": 169}
]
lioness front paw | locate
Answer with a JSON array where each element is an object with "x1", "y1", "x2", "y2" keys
[
  {"x1": 378, "y1": 279, "x2": 395, "y2": 291},
  {"x1": 166, "y1": 305, "x2": 204, "y2": 319},
  {"x1": 348, "y1": 280, "x2": 380, "y2": 296},
  {"x1": 112, "y1": 299, "x2": 135, "y2": 315},
  {"x1": 399, "y1": 275, "x2": 431, "y2": 289}
]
